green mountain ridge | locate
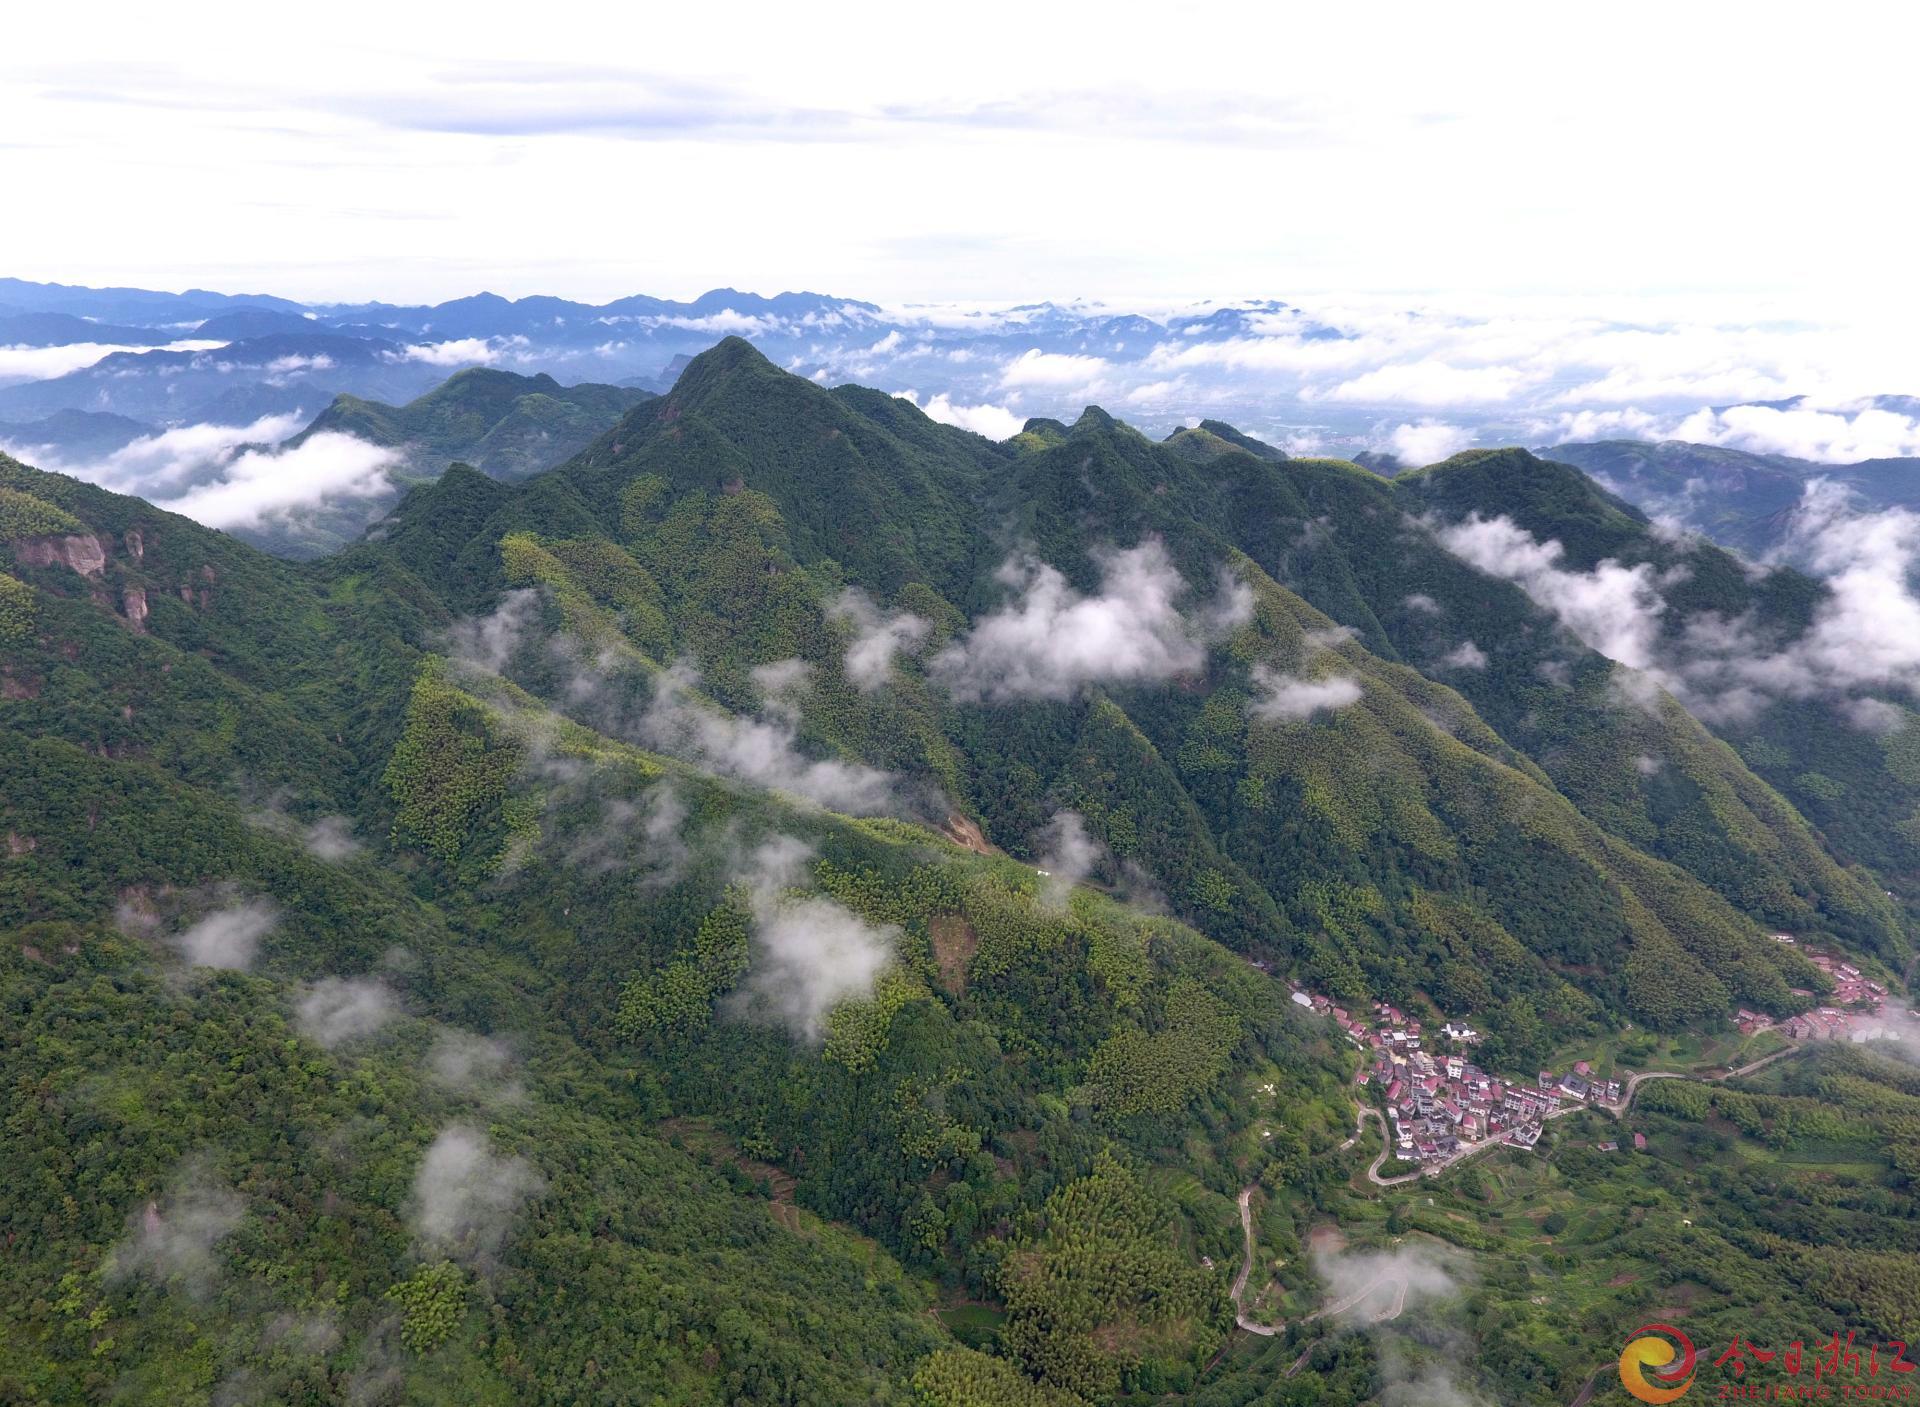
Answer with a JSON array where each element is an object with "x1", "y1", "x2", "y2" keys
[
  {"x1": 1547, "y1": 437, "x2": 1920, "y2": 559},
  {"x1": 234, "y1": 369, "x2": 656, "y2": 561},
  {"x1": 295, "y1": 368, "x2": 653, "y2": 483},
  {"x1": 1, "y1": 338, "x2": 1916, "y2": 1406}
]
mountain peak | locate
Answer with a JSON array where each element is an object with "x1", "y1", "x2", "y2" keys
[
  {"x1": 1197, "y1": 419, "x2": 1287, "y2": 461},
  {"x1": 660, "y1": 336, "x2": 782, "y2": 410}
]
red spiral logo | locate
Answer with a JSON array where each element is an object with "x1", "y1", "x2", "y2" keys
[{"x1": 1619, "y1": 1323, "x2": 1696, "y2": 1403}]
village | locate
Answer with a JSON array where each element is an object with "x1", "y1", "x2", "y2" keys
[
  {"x1": 1734, "y1": 935, "x2": 1893, "y2": 1041},
  {"x1": 1292, "y1": 989, "x2": 1624, "y2": 1165},
  {"x1": 1292, "y1": 932, "x2": 1900, "y2": 1170}
]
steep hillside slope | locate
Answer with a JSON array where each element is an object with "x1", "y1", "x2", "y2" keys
[
  {"x1": 2, "y1": 347, "x2": 1915, "y2": 1407},
  {"x1": 294, "y1": 368, "x2": 652, "y2": 482}
]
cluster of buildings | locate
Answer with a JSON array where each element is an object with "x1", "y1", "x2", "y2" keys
[
  {"x1": 1734, "y1": 936, "x2": 1894, "y2": 1040},
  {"x1": 1292, "y1": 989, "x2": 1623, "y2": 1165},
  {"x1": 1290, "y1": 933, "x2": 1911, "y2": 1170}
]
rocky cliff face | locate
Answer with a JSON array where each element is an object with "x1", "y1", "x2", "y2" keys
[{"x1": 12, "y1": 532, "x2": 109, "y2": 576}]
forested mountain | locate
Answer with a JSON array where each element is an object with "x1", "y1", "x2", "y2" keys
[
  {"x1": 1548, "y1": 438, "x2": 1920, "y2": 558},
  {"x1": 0, "y1": 409, "x2": 156, "y2": 459},
  {"x1": 2, "y1": 338, "x2": 1915, "y2": 1406},
  {"x1": 293, "y1": 368, "x2": 653, "y2": 483},
  {"x1": 200, "y1": 371, "x2": 656, "y2": 562}
]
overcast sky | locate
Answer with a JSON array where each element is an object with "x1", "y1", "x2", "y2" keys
[{"x1": 4, "y1": 1, "x2": 1915, "y2": 321}]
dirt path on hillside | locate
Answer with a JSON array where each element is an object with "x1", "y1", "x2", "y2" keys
[
  {"x1": 1229, "y1": 1185, "x2": 1408, "y2": 1338},
  {"x1": 1226, "y1": 1044, "x2": 1812, "y2": 1373}
]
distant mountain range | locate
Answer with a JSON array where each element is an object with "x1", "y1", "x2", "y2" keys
[
  {"x1": 1546, "y1": 435, "x2": 1920, "y2": 558},
  {"x1": 2, "y1": 334, "x2": 1917, "y2": 1406},
  {"x1": 0, "y1": 276, "x2": 1913, "y2": 573}
]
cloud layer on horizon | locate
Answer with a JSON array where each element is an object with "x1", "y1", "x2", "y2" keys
[{"x1": 1, "y1": 411, "x2": 404, "y2": 530}]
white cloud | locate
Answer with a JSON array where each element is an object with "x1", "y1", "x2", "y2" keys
[
  {"x1": 1841, "y1": 697, "x2": 1907, "y2": 734},
  {"x1": 639, "y1": 659, "x2": 898, "y2": 813},
  {"x1": 16, "y1": 411, "x2": 404, "y2": 532},
  {"x1": 1541, "y1": 399, "x2": 1920, "y2": 465},
  {"x1": 827, "y1": 587, "x2": 930, "y2": 691},
  {"x1": 390, "y1": 337, "x2": 497, "y2": 366},
  {"x1": 1741, "y1": 483, "x2": 1920, "y2": 697},
  {"x1": 1248, "y1": 665, "x2": 1362, "y2": 722},
  {"x1": 302, "y1": 815, "x2": 361, "y2": 861},
  {"x1": 295, "y1": 976, "x2": 398, "y2": 1048},
  {"x1": 0, "y1": 339, "x2": 224, "y2": 386},
  {"x1": 445, "y1": 587, "x2": 543, "y2": 676},
  {"x1": 1539, "y1": 406, "x2": 1668, "y2": 444},
  {"x1": 438, "y1": 593, "x2": 904, "y2": 817},
  {"x1": 1311, "y1": 1240, "x2": 1469, "y2": 1325},
  {"x1": 14, "y1": 411, "x2": 301, "y2": 496},
  {"x1": 108, "y1": 1159, "x2": 244, "y2": 1297},
  {"x1": 1672, "y1": 403, "x2": 1920, "y2": 463},
  {"x1": 566, "y1": 784, "x2": 691, "y2": 884},
  {"x1": 263, "y1": 351, "x2": 335, "y2": 376},
  {"x1": 1198, "y1": 568, "x2": 1256, "y2": 636},
  {"x1": 1434, "y1": 513, "x2": 1666, "y2": 669},
  {"x1": 646, "y1": 309, "x2": 777, "y2": 336},
  {"x1": 1437, "y1": 640, "x2": 1487, "y2": 669},
  {"x1": 1431, "y1": 486, "x2": 1920, "y2": 722},
  {"x1": 997, "y1": 348, "x2": 1112, "y2": 393},
  {"x1": 172, "y1": 899, "x2": 278, "y2": 971},
  {"x1": 407, "y1": 1125, "x2": 543, "y2": 1267},
  {"x1": 1325, "y1": 362, "x2": 1533, "y2": 407},
  {"x1": 154, "y1": 432, "x2": 400, "y2": 528},
  {"x1": 931, "y1": 540, "x2": 1228, "y2": 702},
  {"x1": 750, "y1": 655, "x2": 814, "y2": 702},
  {"x1": 1386, "y1": 419, "x2": 1473, "y2": 466},
  {"x1": 426, "y1": 1029, "x2": 522, "y2": 1100},
  {"x1": 902, "y1": 389, "x2": 1024, "y2": 440},
  {"x1": 730, "y1": 835, "x2": 898, "y2": 1042},
  {"x1": 1033, "y1": 810, "x2": 1102, "y2": 910}
]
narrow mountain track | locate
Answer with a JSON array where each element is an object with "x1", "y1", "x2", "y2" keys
[
  {"x1": 1228, "y1": 1043, "x2": 1814, "y2": 1357},
  {"x1": 1229, "y1": 1183, "x2": 1408, "y2": 1338},
  {"x1": 1230, "y1": 1187, "x2": 1278, "y2": 1336}
]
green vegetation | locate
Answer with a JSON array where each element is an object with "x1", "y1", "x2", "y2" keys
[
  {"x1": 0, "y1": 484, "x2": 85, "y2": 537},
  {"x1": 0, "y1": 570, "x2": 34, "y2": 644},
  {"x1": 0, "y1": 342, "x2": 1913, "y2": 1404},
  {"x1": 386, "y1": 1261, "x2": 467, "y2": 1355},
  {"x1": 1182, "y1": 1041, "x2": 1920, "y2": 1407},
  {"x1": 383, "y1": 663, "x2": 529, "y2": 870},
  {"x1": 295, "y1": 368, "x2": 653, "y2": 483}
]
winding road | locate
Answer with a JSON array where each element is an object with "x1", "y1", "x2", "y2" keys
[
  {"x1": 1224, "y1": 1041, "x2": 1815, "y2": 1349},
  {"x1": 1230, "y1": 1187, "x2": 1277, "y2": 1335},
  {"x1": 1219, "y1": 1035, "x2": 1826, "y2": 1403},
  {"x1": 1230, "y1": 1184, "x2": 1410, "y2": 1337}
]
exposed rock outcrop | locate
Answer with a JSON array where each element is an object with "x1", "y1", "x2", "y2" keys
[{"x1": 13, "y1": 533, "x2": 110, "y2": 577}]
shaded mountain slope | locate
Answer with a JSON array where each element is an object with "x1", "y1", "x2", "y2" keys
[
  {"x1": 293, "y1": 367, "x2": 653, "y2": 482},
  {"x1": 2, "y1": 345, "x2": 1915, "y2": 1406},
  {"x1": 306, "y1": 345, "x2": 1902, "y2": 1018},
  {"x1": 1549, "y1": 437, "x2": 1920, "y2": 559}
]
